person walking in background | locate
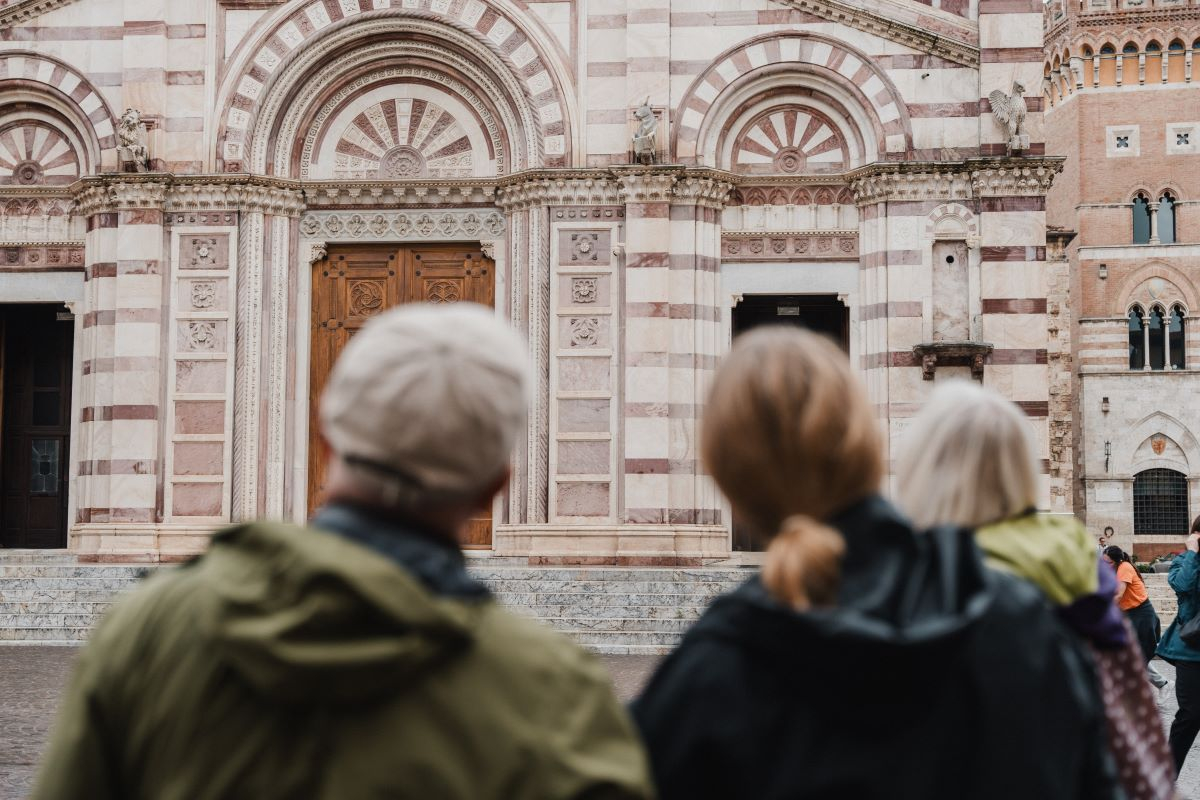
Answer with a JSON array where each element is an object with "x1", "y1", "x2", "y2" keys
[
  {"x1": 895, "y1": 381, "x2": 1175, "y2": 799},
  {"x1": 632, "y1": 329, "x2": 1120, "y2": 800},
  {"x1": 33, "y1": 304, "x2": 653, "y2": 800},
  {"x1": 1158, "y1": 519, "x2": 1200, "y2": 772},
  {"x1": 1104, "y1": 545, "x2": 1168, "y2": 688}
]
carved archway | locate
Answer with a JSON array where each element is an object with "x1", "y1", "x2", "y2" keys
[
  {"x1": 213, "y1": 2, "x2": 576, "y2": 174},
  {"x1": 676, "y1": 31, "x2": 913, "y2": 166}
]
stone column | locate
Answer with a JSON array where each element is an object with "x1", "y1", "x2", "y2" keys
[
  {"x1": 615, "y1": 168, "x2": 677, "y2": 525},
  {"x1": 71, "y1": 178, "x2": 169, "y2": 560}
]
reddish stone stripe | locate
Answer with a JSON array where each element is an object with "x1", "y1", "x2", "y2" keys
[
  {"x1": 627, "y1": 352, "x2": 669, "y2": 367},
  {"x1": 981, "y1": 246, "x2": 1046, "y2": 262},
  {"x1": 908, "y1": 102, "x2": 980, "y2": 117},
  {"x1": 886, "y1": 199, "x2": 951, "y2": 215},
  {"x1": 76, "y1": 508, "x2": 155, "y2": 524},
  {"x1": 124, "y1": 20, "x2": 167, "y2": 36},
  {"x1": 625, "y1": 402, "x2": 668, "y2": 417},
  {"x1": 81, "y1": 405, "x2": 158, "y2": 422},
  {"x1": 862, "y1": 349, "x2": 1047, "y2": 369},
  {"x1": 626, "y1": 458, "x2": 670, "y2": 474},
  {"x1": 981, "y1": 49, "x2": 1044, "y2": 63},
  {"x1": 978, "y1": 0, "x2": 1041, "y2": 11},
  {"x1": 668, "y1": 304, "x2": 721, "y2": 321},
  {"x1": 166, "y1": 24, "x2": 205, "y2": 39},
  {"x1": 78, "y1": 459, "x2": 157, "y2": 476},
  {"x1": 626, "y1": 253, "x2": 669, "y2": 269},
  {"x1": 0, "y1": 26, "x2": 124, "y2": 40},
  {"x1": 117, "y1": 260, "x2": 161, "y2": 275},
  {"x1": 980, "y1": 196, "x2": 1045, "y2": 212},
  {"x1": 860, "y1": 301, "x2": 923, "y2": 321},
  {"x1": 669, "y1": 254, "x2": 720, "y2": 272},
  {"x1": 990, "y1": 349, "x2": 1048, "y2": 365},
  {"x1": 86, "y1": 213, "x2": 118, "y2": 230},
  {"x1": 1016, "y1": 401, "x2": 1049, "y2": 417},
  {"x1": 626, "y1": 204, "x2": 669, "y2": 219},
  {"x1": 119, "y1": 209, "x2": 163, "y2": 225},
  {"x1": 587, "y1": 13, "x2": 626, "y2": 27},
  {"x1": 981, "y1": 142, "x2": 1045, "y2": 157},
  {"x1": 982, "y1": 298, "x2": 1048, "y2": 314},
  {"x1": 85, "y1": 262, "x2": 117, "y2": 280}
]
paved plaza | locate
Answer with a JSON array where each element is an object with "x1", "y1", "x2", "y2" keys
[{"x1": 4, "y1": 646, "x2": 1200, "y2": 798}]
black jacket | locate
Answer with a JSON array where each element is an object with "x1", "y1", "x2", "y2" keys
[{"x1": 631, "y1": 496, "x2": 1122, "y2": 800}]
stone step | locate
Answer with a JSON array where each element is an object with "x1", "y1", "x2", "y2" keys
[
  {"x1": 527, "y1": 616, "x2": 695, "y2": 633},
  {"x1": 0, "y1": 565, "x2": 152, "y2": 578},
  {"x1": 479, "y1": 579, "x2": 741, "y2": 594},
  {"x1": 0, "y1": 589, "x2": 138, "y2": 604},
  {"x1": 0, "y1": 578, "x2": 143, "y2": 591},
  {"x1": 0, "y1": 550, "x2": 79, "y2": 564},
  {"x1": 567, "y1": 630, "x2": 683, "y2": 648},
  {"x1": 0, "y1": 602, "x2": 113, "y2": 614},
  {"x1": 0, "y1": 613, "x2": 102, "y2": 627},
  {"x1": 0, "y1": 626, "x2": 91, "y2": 641},
  {"x1": 469, "y1": 566, "x2": 751, "y2": 582}
]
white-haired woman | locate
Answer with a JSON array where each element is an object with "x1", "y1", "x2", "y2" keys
[{"x1": 897, "y1": 381, "x2": 1176, "y2": 799}]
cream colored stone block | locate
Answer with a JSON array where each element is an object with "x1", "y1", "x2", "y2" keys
[
  {"x1": 626, "y1": 371, "x2": 669, "y2": 412},
  {"x1": 982, "y1": 263, "x2": 1042, "y2": 298},
  {"x1": 912, "y1": 117, "x2": 978, "y2": 150},
  {"x1": 586, "y1": 124, "x2": 628, "y2": 156},
  {"x1": 112, "y1": 370, "x2": 161, "y2": 406},
  {"x1": 624, "y1": 268, "x2": 669, "y2": 301},
  {"x1": 627, "y1": 317, "x2": 671, "y2": 352},
  {"x1": 114, "y1": 323, "x2": 162, "y2": 358},
  {"x1": 625, "y1": 473, "x2": 670, "y2": 508},
  {"x1": 625, "y1": 418, "x2": 669, "y2": 458},
  {"x1": 110, "y1": 420, "x2": 157, "y2": 460},
  {"x1": 980, "y1": 212, "x2": 1044, "y2": 247},
  {"x1": 979, "y1": 14, "x2": 1041, "y2": 49},
  {"x1": 110, "y1": 474, "x2": 157, "y2": 508}
]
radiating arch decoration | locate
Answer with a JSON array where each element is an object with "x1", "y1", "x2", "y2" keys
[
  {"x1": 0, "y1": 51, "x2": 116, "y2": 172},
  {"x1": 214, "y1": 1, "x2": 576, "y2": 175},
  {"x1": 729, "y1": 105, "x2": 849, "y2": 174},
  {"x1": 675, "y1": 32, "x2": 912, "y2": 168}
]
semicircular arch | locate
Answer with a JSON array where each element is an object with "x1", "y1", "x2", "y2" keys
[
  {"x1": 214, "y1": 1, "x2": 576, "y2": 174},
  {"x1": 675, "y1": 32, "x2": 912, "y2": 167},
  {"x1": 1116, "y1": 262, "x2": 1200, "y2": 316}
]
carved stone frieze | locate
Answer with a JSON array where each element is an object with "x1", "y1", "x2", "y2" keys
[
  {"x1": 0, "y1": 243, "x2": 85, "y2": 268},
  {"x1": 299, "y1": 210, "x2": 506, "y2": 242},
  {"x1": 0, "y1": 0, "x2": 80, "y2": 28},
  {"x1": 615, "y1": 171, "x2": 678, "y2": 204},
  {"x1": 673, "y1": 176, "x2": 737, "y2": 209},
  {"x1": 848, "y1": 158, "x2": 1065, "y2": 205},
  {"x1": 722, "y1": 231, "x2": 859, "y2": 260},
  {"x1": 497, "y1": 175, "x2": 621, "y2": 210},
  {"x1": 769, "y1": 0, "x2": 979, "y2": 67},
  {"x1": 72, "y1": 176, "x2": 306, "y2": 218},
  {"x1": 305, "y1": 181, "x2": 498, "y2": 208}
]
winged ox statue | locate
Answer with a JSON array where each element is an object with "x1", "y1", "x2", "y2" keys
[{"x1": 988, "y1": 81, "x2": 1029, "y2": 153}]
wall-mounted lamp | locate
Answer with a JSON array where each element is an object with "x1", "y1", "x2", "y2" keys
[
  {"x1": 1105, "y1": 440, "x2": 1112, "y2": 473},
  {"x1": 1101, "y1": 396, "x2": 1110, "y2": 413},
  {"x1": 1099, "y1": 263, "x2": 1108, "y2": 280}
]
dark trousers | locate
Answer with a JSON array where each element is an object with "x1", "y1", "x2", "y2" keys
[{"x1": 1171, "y1": 660, "x2": 1200, "y2": 770}]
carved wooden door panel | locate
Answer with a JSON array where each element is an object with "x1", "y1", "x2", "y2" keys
[{"x1": 309, "y1": 243, "x2": 495, "y2": 547}]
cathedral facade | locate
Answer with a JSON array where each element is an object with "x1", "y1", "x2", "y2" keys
[{"x1": 0, "y1": 0, "x2": 1056, "y2": 562}]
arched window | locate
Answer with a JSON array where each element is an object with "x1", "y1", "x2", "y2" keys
[
  {"x1": 1129, "y1": 307, "x2": 1146, "y2": 369},
  {"x1": 1083, "y1": 45, "x2": 1094, "y2": 57},
  {"x1": 1148, "y1": 306, "x2": 1166, "y2": 369},
  {"x1": 1134, "y1": 468, "x2": 1190, "y2": 535},
  {"x1": 1159, "y1": 193, "x2": 1177, "y2": 244},
  {"x1": 1170, "y1": 304, "x2": 1186, "y2": 369},
  {"x1": 1170, "y1": 40, "x2": 1185, "y2": 51},
  {"x1": 1123, "y1": 43, "x2": 1139, "y2": 53},
  {"x1": 1101, "y1": 44, "x2": 1116, "y2": 54},
  {"x1": 1147, "y1": 41, "x2": 1161, "y2": 52},
  {"x1": 1132, "y1": 194, "x2": 1151, "y2": 243}
]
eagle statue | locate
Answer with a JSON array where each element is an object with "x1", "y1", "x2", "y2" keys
[{"x1": 988, "y1": 81, "x2": 1028, "y2": 153}]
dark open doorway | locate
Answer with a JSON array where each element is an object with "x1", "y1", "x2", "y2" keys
[
  {"x1": 1, "y1": 304, "x2": 74, "y2": 549},
  {"x1": 729, "y1": 294, "x2": 849, "y2": 551}
]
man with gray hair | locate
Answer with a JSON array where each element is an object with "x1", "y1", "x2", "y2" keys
[{"x1": 35, "y1": 304, "x2": 654, "y2": 800}]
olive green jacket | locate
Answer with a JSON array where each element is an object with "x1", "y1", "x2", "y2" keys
[{"x1": 34, "y1": 516, "x2": 654, "y2": 800}]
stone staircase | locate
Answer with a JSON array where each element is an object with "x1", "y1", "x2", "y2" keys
[{"x1": 0, "y1": 550, "x2": 749, "y2": 654}]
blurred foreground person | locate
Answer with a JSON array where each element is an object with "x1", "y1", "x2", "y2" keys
[
  {"x1": 34, "y1": 304, "x2": 653, "y2": 800},
  {"x1": 1157, "y1": 518, "x2": 1200, "y2": 771},
  {"x1": 632, "y1": 329, "x2": 1119, "y2": 800},
  {"x1": 897, "y1": 381, "x2": 1175, "y2": 799}
]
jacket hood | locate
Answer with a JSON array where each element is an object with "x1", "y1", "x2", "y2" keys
[
  {"x1": 192, "y1": 520, "x2": 485, "y2": 704},
  {"x1": 690, "y1": 496, "x2": 1001, "y2": 667},
  {"x1": 975, "y1": 512, "x2": 1098, "y2": 606}
]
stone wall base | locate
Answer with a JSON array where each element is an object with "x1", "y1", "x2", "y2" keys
[
  {"x1": 493, "y1": 524, "x2": 730, "y2": 562},
  {"x1": 70, "y1": 524, "x2": 218, "y2": 563}
]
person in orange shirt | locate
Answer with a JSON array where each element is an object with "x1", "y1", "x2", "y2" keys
[{"x1": 1104, "y1": 545, "x2": 1166, "y2": 688}]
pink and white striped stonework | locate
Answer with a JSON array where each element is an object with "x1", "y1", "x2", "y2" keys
[{"x1": 0, "y1": 0, "x2": 1066, "y2": 563}]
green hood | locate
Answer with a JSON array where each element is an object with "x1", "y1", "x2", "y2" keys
[
  {"x1": 975, "y1": 513, "x2": 1098, "y2": 606},
  {"x1": 194, "y1": 521, "x2": 484, "y2": 705}
]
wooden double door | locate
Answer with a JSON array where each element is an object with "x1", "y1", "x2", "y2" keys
[
  {"x1": 1, "y1": 305, "x2": 74, "y2": 549},
  {"x1": 309, "y1": 243, "x2": 495, "y2": 546}
]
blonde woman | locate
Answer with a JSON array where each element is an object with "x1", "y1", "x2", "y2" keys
[
  {"x1": 633, "y1": 329, "x2": 1119, "y2": 800},
  {"x1": 896, "y1": 381, "x2": 1176, "y2": 800}
]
